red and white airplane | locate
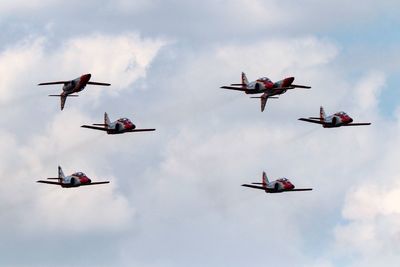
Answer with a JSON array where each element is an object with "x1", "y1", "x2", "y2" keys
[
  {"x1": 38, "y1": 73, "x2": 111, "y2": 110},
  {"x1": 220, "y1": 72, "x2": 311, "y2": 111},
  {"x1": 81, "y1": 112, "x2": 156, "y2": 134},
  {"x1": 299, "y1": 106, "x2": 371, "y2": 128},
  {"x1": 242, "y1": 171, "x2": 312, "y2": 193},
  {"x1": 37, "y1": 166, "x2": 109, "y2": 188}
]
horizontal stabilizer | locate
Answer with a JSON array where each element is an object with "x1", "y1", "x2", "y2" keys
[
  {"x1": 269, "y1": 86, "x2": 295, "y2": 91},
  {"x1": 291, "y1": 84, "x2": 311, "y2": 89},
  {"x1": 308, "y1": 117, "x2": 321, "y2": 119},
  {"x1": 250, "y1": 96, "x2": 278, "y2": 99},
  {"x1": 342, "y1": 123, "x2": 371, "y2": 126},
  {"x1": 87, "y1": 82, "x2": 111, "y2": 86},
  {"x1": 241, "y1": 184, "x2": 266, "y2": 190},
  {"x1": 230, "y1": 83, "x2": 246, "y2": 86},
  {"x1": 46, "y1": 178, "x2": 60, "y2": 180},
  {"x1": 38, "y1": 81, "x2": 68, "y2": 86},
  {"x1": 48, "y1": 94, "x2": 79, "y2": 97},
  {"x1": 92, "y1": 123, "x2": 107, "y2": 126}
]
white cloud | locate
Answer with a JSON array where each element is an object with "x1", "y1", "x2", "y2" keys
[
  {"x1": 1, "y1": 1, "x2": 400, "y2": 266},
  {"x1": 0, "y1": 33, "x2": 166, "y2": 106},
  {"x1": 0, "y1": 32, "x2": 165, "y2": 237}
]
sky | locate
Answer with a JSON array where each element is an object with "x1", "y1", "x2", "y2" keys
[{"x1": 1, "y1": 1, "x2": 400, "y2": 266}]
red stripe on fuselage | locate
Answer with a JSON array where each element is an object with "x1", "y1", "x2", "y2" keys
[{"x1": 74, "y1": 74, "x2": 91, "y2": 93}]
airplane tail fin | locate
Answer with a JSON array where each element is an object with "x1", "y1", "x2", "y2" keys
[
  {"x1": 60, "y1": 95, "x2": 67, "y2": 110},
  {"x1": 262, "y1": 171, "x2": 269, "y2": 187},
  {"x1": 58, "y1": 165, "x2": 65, "y2": 182},
  {"x1": 104, "y1": 112, "x2": 111, "y2": 128},
  {"x1": 260, "y1": 95, "x2": 268, "y2": 112},
  {"x1": 241, "y1": 72, "x2": 249, "y2": 87},
  {"x1": 320, "y1": 106, "x2": 326, "y2": 121}
]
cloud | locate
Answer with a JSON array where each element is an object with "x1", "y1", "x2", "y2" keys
[
  {"x1": 0, "y1": 32, "x2": 165, "y2": 238},
  {"x1": 0, "y1": 33, "x2": 166, "y2": 106},
  {"x1": 0, "y1": 1, "x2": 399, "y2": 266}
]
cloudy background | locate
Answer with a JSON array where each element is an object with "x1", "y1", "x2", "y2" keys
[{"x1": 1, "y1": 1, "x2": 400, "y2": 266}]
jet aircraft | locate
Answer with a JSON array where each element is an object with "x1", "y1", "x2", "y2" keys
[
  {"x1": 299, "y1": 106, "x2": 371, "y2": 128},
  {"x1": 242, "y1": 171, "x2": 312, "y2": 193},
  {"x1": 220, "y1": 72, "x2": 311, "y2": 111},
  {"x1": 37, "y1": 166, "x2": 109, "y2": 188},
  {"x1": 38, "y1": 73, "x2": 110, "y2": 110},
  {"x1": 81, "y1": 112, "x2": 156, "y2": 134}
]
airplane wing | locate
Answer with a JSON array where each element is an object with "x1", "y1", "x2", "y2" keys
[
  {"x1": 127, "y1": 128, "x2": 156, "y2": 132},
  {"x1": 38, "y1": 81, "x2": 69, "y2": 86},
  {"x1": 81, "y1": 181, "x2": 110, "y2": 186},
  {"x1": 298, "y1": 118, "x2": 325, "y2": 125},
  {"x1": 291, "y1": 84, "x2": 312, "y2": 89},
  {"x1": 342, "y1": 123, "x2": 371, "y2": 126},
  {"x1": 241, "y1": 184, "x2": 266, "y2": 190},
  {"x1": 220, "y1": 86, "x2": 253, "y2": 92},
  {"x1": 81, "y1": 125, "x2": 109, "y2": 131},
  {"x1": 87, "y1": 82, "x2": 111, "y2": 86},
  {"x1": 37, "y1": 180, "x2": 63, "y2": 185},
  {"x1": 288, "y1": 188, "x2": 313, "y2": 191}
]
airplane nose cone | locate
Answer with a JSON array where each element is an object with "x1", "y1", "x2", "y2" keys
[
  {"x1": 286, "y1": 77, "x2": 295, "y2": 84},
  {"x1": 87, "y1": 178, "x2": 92, "y2": 183},
  {"x1": 84, "y1": 73, "x2": 91, "y2": 80},
  {"x1": 349, "y1": 117, "x2": 353, "y2": 123}
]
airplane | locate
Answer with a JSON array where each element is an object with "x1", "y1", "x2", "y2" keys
[
  {"x1": 298, "y1": 106, "x2": 371, "y2": 128},
  {"x1": 220, "y1": 72, "x2": 311, "y2": 111},
  {"x1": 81, "y1": 112, "x2": 156, "y2": 134},
  {"x1": 242, "y1": 171, "x2": 312, "y2": 193},
  {"x1": 37, "y1": 166, "x2": 110, "y2": 188},
  {"x1": 38, "y1": 73, "x2": 111, "y2": 110}
]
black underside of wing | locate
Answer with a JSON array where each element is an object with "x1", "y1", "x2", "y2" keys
[
  {"x1": 81, "y1": 181, "x2": 110, "y2": 186},
  {"x1": 287, "y1": 188, "x2": 313, "y2": 191},
  {"x1": 37, "y1": 180, "x2": 63, "y2": 185},
  {"x1": 241, "y1": 184, "x2": 266, "y2": 190},
  {"x1": 81, "y1": 125, "x2": 109, "y2": 131},
  {"x1": 342, "y1": 123, "x2": 371, "y2": 126},
  {"x1": 220, "y1": 86, "x2": 250, "y2": 92},
  {"x1": 127, "y1": 128, "x2": 156, "y2": 132},
  {"x1": 291, "y1": 84, "x2": 312, "y2": 89},
  {"x1": 87, "y1": 82, "x2": 111, "y2": 86},
  {"x1": 298, "y1": 118, "x2": 325, "y2": 125},
  {"x1": 38, "y1": 81, "x2": 68, "y2": 86}
]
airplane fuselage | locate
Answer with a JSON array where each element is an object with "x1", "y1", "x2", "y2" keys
[
  {"x1": 246, "y1": 77, "x2": 295, "y2": 95},
  {"x1": 60, "y1": 172, "x2": 92, "y2": 188},
  {"x1": 62, "y1": 74, "x2": 92, "y2": 95},
  {"x1": 264, "y1": 178, "x2": 295, "y2": 193},
  {"x1": 107, "y1": 118, "x2": 136, "y2": 134},
  {"x1": 323, "y1": 112, "x2": 353, "y2": 128}
]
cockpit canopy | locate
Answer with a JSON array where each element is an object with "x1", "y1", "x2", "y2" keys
[
  {"x1": 336, "y1": 111, "x2": 347, "y2": 116},
  {"x1": 259, "y1": 77, "x2": 272, "y2": 82},
  {"x1": 278, "y1": 178, "x2": 289, "y2": 182},
  {"x1": 73, "y1": 172, "x2": 86, "y2": 177},
  {"x1": 119, "y1": 118, "x2": 131, "y2": 122}
]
